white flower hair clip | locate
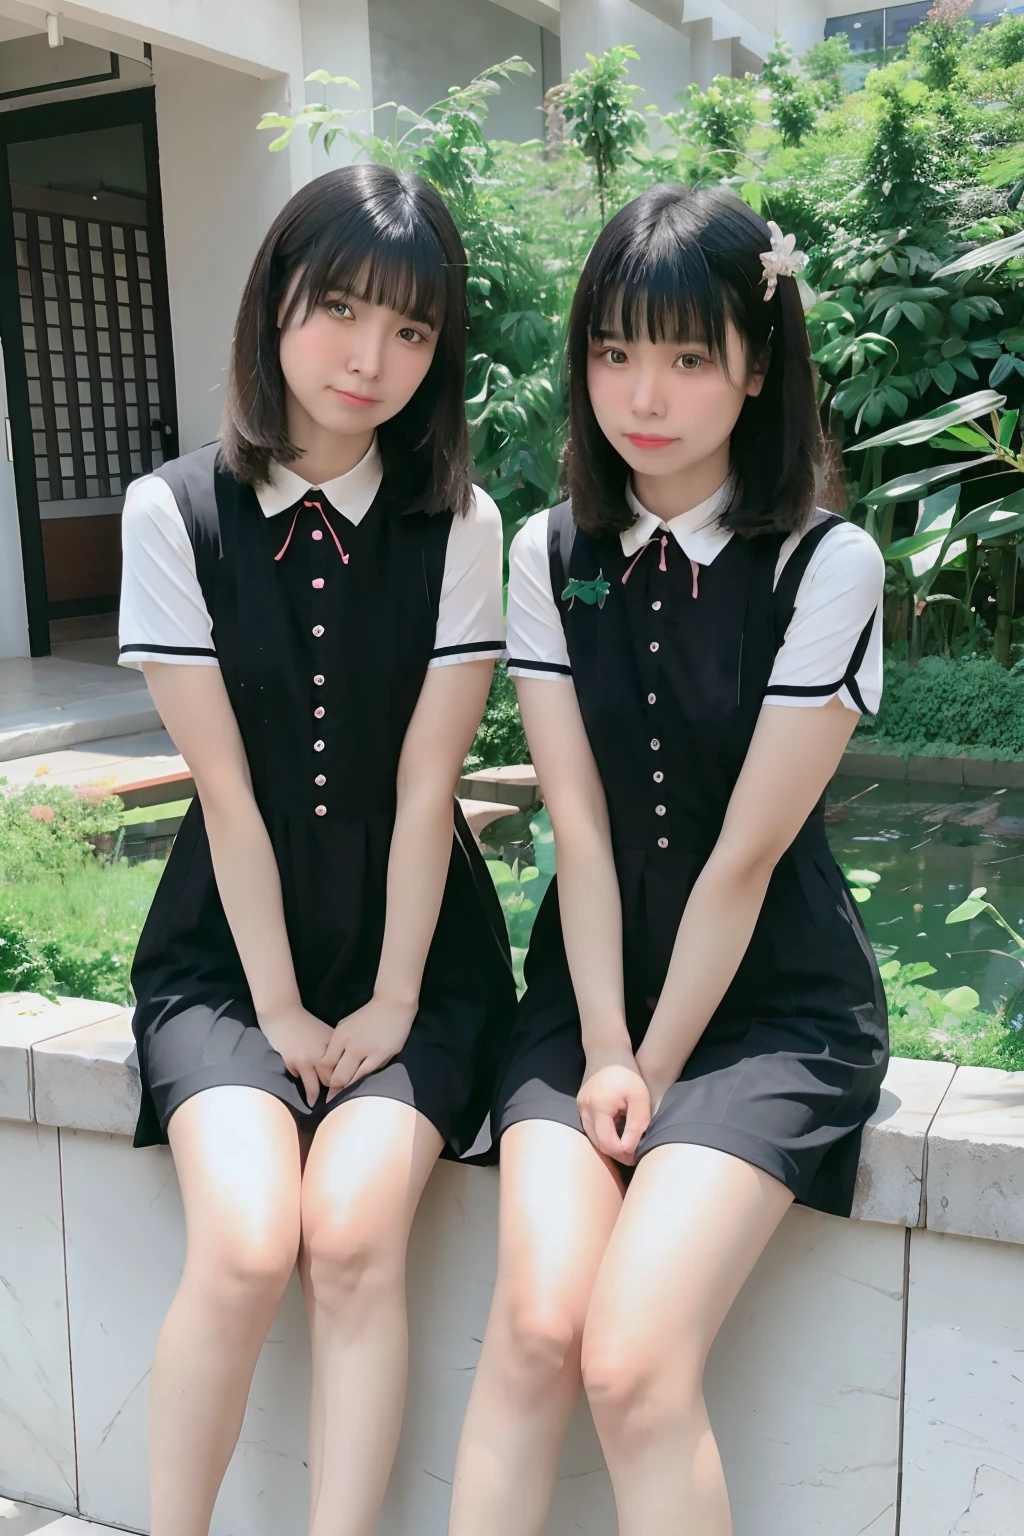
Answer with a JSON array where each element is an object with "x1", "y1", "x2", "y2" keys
[{"x1": 759, "y1": 221, "x2": 807, "y2": 301}]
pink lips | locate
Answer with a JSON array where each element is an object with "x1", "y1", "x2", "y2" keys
[
  {"x1": 626, "y1": 433, "x2": 676, "y2": 449},
  {"x1": 332, "y1": 388, "x2": 379, "y2": 407}
]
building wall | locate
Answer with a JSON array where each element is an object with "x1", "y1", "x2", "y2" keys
[
  {"x1": 368, "y1": 0, "x2": 552, "y2": 141},
  {"x1": 560, "y1": 0, "x2": 692, "y2": 115},
  {"x1": 152, "y1": 48, "x2": 297, "y2": 452}
]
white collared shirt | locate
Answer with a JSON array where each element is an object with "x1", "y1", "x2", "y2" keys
[
  {"x1": 505, "y1": 480, "x2": 885, "y2": 716},
  {"x1": 118, "y1": 436, "x2": 506, "y2": 671}
]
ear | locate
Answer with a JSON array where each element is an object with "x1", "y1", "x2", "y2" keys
[{"x1": 745, "y1": 344, "x2": 770, "y2": 399}]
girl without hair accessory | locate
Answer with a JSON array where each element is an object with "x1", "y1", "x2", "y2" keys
[
  {"x1": 449, "y1": 184, "x2": 888, "y2": 1536},
  {"x1": 118, "y1": 163, "x2": 516, "y2": 1536}
]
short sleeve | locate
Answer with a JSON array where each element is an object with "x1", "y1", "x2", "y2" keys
[
  {"x1": 765, "y1": 520, "x2": 885, "y2": 716},
  {"x1": 118, "y1": 475, "x2": 218, "y2": 671},
  {"x1": 505, "y1": 509, "x2": 572, "y2": 680},
  {"x1": 427, "y1": 485, "x2": 506, "y2": 669}
]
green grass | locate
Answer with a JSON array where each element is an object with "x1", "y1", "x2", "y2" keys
[
  {"x1": 120, "y1": 798, "x2": 192, "y2": 825},
  {"x1": 2, "y1": 857, "x2": 163, "y2": 943}
]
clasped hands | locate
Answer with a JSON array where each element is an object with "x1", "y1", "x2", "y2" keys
[
  {"x1": 577, "y1": 1038, "x2": 679, "y2": 1167},
  {"x1": 257, "y1": 996, "x2": 416, "y2": 1109}
]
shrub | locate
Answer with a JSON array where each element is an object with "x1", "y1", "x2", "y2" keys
[
  {"x1": 0, "y1": 779, "x2": 123, "y2": 886},
  {"x1": 0, "y1": 913, "x2": 56, "y2": 997},
  {"x1": 863, "y1": 655, "x2": 1024, "y2": 752},
  {"x1": 467, "y1": 666, "x2": 529, "y2": 769}
]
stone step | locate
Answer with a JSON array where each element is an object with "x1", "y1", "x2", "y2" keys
[{"x1": 0, "y1": 691, "x2": 161, "y2": 762}]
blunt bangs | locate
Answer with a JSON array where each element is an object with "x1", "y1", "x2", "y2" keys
[
  {"x1": 565, "y1": 184, "x2": 823, "y2": 541},
  {"x1": 221, "y1": 164, "x2": 472, "y2": 516},
  {"x1": 280, "y1": 201, "x2": 449, "y2": 334}
]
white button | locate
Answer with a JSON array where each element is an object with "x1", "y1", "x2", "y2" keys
[
  {"x1": 315, "y1": 774, "x2": 326, "y2": 786},
  {"x1": 312, "y1": 578, "x2": 325, "y2": 589},
  {"x1": 314, "y1": 706, "x2": 325, "y2": 719},
  {"x1": 315, "y1": 804, "x2": 327, "y2": 816},
  {"x1": 650, "y1": 641, "x2": 659, "y2": 653},
  {"x1": 653, "y1": 771, "x2": 664, "y2": 783},
  {"x1": 314, "y1": 739, "x2": 325, "y2": 752},
  {"x1": 655, "y1": 804, "x2": 666, "y2": 816},
  {"x1": 658, "y1": 836, "x2": 669, "y2": 849},
  {"x1": 314, "y1": 674, "x2": 324, "y2": 686},
  {"x1": 652, "y1": 600, "x2": 662, "y2": 611},
  {"x1": 651, "y1": 738, "x2": 661, "y2": 750},
  {"x1": 648, "y1": 692, "x2": 656, "y2": 704},
  {"x1": 312, "y1": 624, "x2": 325, "y2": 637},
  {"x1": 312, "y1": 530, "x2": 323, "y2": 541}
]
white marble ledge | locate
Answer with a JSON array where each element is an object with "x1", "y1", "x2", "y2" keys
[
  {"x1": 925, "y1": 1064, "x2": 1024, "y2": 1245},
  {"x1": 0, "y1": 994, "x2": 126, "y2": 1122},
  {"x1": 15, "y1": 1011, "x2": 972, "y2": 1233},
  {"x1": 850, "y1": 1056, "x2": 956, "y2": 1228},
  {"x1": 32, "y1": 1009, "x2": 139, "y2": 1138}
]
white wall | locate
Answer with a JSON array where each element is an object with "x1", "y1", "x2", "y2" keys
[
  {"x1": 153, "y1": 49, "x2": 299, "y2": 452},
  {"x1": 560, "y1": 0, "x2": 692, "y2": 115},
  {"x1": 6, "y1": 0, "x2": 304, "y2": 77},
  {"x1": 368, "y1": 0, "x2": 552, "y2": 142},
  {"x1": 301, "y1": 0, "x2": 374, "y2": 170}
]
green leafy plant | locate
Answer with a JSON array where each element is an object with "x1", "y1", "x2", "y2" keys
[
  {"x1": 802, "y1": 33, "x2": 853, "y2": 107},
  {"x1": 762, "y1": 38, "x2": 819, "y2": 148},
  {"x1": 880, "y1": 956, "x2": 1023, "y2": 1067},
  {"x1": 946, "y1": 883, "x2": 1024, "y2": 1022},
  {"x1": 556, "y1": 45, "x2": 647, "y2": 222},
  {"x1": 467, "y1": 665, "x2": 529, "y2": 769},
  {"x1": 863, "y1": 655, "x2": 1024, "y2": 750}
]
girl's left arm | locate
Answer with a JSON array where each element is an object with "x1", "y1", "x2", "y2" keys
[
  {"x1": 636, "y1": 699, "x2": 858, "y2": 1106},
  {"x1": 323, "y1": 659, "x2": 495, "y2": 1095}
]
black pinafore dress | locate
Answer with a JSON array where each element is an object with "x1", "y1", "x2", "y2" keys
[
  {"x1": 494, "y1": 503, "x2": 888, "y2": 1217},
  {"x1": 130, "y1": 445, "x2": 516, "y2": 1154}
]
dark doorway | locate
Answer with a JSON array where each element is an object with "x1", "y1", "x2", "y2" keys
[{"x1": 0, "y1": 88, "x2": 177, "y2": 655}]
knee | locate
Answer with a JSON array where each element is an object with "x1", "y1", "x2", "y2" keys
[
  {"x1": 304, "y1": 1209, "x2": 403, "y2": 1317},
  {"x1": 185, "y1": 1225, "x2": 298, "y2": 1318},
  {"x1": 509, "y1": 1296, "x2": 580, "y2": 1394},
  {"x1": 581, "y1": 1328, "x2": 702, "y2": 1436}
]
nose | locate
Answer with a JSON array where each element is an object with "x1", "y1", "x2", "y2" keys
[
  {"x1": 630, "y1": 367, "x2": 666, "y2": 420},
  {"x1": 347, "y1": 328, "x2": 385, "y2": 381}
]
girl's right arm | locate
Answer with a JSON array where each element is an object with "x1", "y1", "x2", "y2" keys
[
  {"x1": 119, "y1": 475, "x2": 330, "y2": 1106},
  {"x1": 141, "y1": 663, "x2": 331, "y2": 1106},
  {"x1": 507, "y1": 515, "x2": 650, "y2": 1161}
]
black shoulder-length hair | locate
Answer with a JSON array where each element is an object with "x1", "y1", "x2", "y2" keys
[
  {"x1": 564, "y1": 183, "x2": 823, "y2": 538},
  {"x1": 221, "y1": 163, "x2": 472, "y2": 516}
]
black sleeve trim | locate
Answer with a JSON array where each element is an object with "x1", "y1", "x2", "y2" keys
[
  {"x1": 506, "y1": 657, "x2": 573, "y2": 676},
  {"x1": 765, "y1": 681, "x2": 843, "y2": 698},
  {"x1": 119, "y1": 643, "x2": 218, "y2": 658},
  {"x1": 430, "y1": 640, "x2": 505, "y2": 659}
]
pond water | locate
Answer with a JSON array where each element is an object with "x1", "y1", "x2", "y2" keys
[{"x1": 481, "y1": 776, "x2": 1024, "y2": 1013}]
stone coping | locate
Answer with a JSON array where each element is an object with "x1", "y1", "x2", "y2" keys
[
  {"x1": 6, "y1": 993, "x2": 1024, "y2": 1244},
  {"x1": 840, "y1": 749, "x2": 1024, "y2": 788}
]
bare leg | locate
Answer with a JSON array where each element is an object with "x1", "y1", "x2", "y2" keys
[
  {"x1": 448, "y1": 1120, "x2": 624, "y2": 1536},
  {"x1": 150, "y1": 1087, "x2": 303, "y2": 1536},
  {"x1": 581, "y1": 1144, "x2": 794, "y2": 1536},
  {"x1": 300, "y1": 1097, "x2": 443, "y2": 1536}
]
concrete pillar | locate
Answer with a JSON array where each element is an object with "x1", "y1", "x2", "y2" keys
[
  {"x1": 687, "y1": 17, "x2": 735, "y2": 88},
  {"x1": 559, "y1": 0, "x2": 692, "y2": 115},
  {"x1": 153, "y1": 48, "x2": 300, "y2": 451},
  {"x1": 0, "y1": 342, "x2": 30, "y2": 659}
]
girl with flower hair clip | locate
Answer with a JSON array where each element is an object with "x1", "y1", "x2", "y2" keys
[{"x1": 449, "y1": 184, "x2": 888, "y2": 1536}]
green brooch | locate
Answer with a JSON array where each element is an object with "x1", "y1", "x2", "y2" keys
[{"x1": 562, "y1": 572, "x2": 611, "y2": 609}]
